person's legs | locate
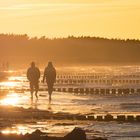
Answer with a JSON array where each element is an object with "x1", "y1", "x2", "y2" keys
[
  {"x1": 48, "y1": 83, "x2": 54, "y2": 103},
  {"x1": 35, "y1": 82, "x2": 39, "y2": 99},
  {"x1": 48, "y1": 87, "x2": 52, "y2": 102},
  {"x1": 30, "y1": 82, "x2": 34, "y2": 100}
]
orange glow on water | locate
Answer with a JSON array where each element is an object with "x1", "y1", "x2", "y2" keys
[
  {"x1": 0, "y1": 82, "x2": 17, "y2": 88},
  {"x1": 1, "y1": 125, "x2": 32, "y2": 135},
  {"x1": 1, "y1": 130, "x2": 20, "y2": 135},
  {"x1": 0, "y1": 93, "x2": 19, "y2": 106}
]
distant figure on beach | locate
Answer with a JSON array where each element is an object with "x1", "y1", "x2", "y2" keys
[
  {"x1": 27, "y1": 62, "x2": 40, "y2": 100},
  {"x1": 43, "y1": 62, "x2": 56, "y2": 103}
]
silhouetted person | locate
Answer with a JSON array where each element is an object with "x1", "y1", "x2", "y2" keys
[
  {"x1": 43, "y1": 62, "x2": 56, "y2": 103},
  {"x1": 27, "y1": 62, "x2": 40, "y2": 100}
]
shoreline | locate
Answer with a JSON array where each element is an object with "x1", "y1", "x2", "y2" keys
[
  {"x1": 0, "y1": 128, "x2": 107, "y2": 140},
  {"x1": 0, "y1": 106, "x2": 140, "y2": 122}
]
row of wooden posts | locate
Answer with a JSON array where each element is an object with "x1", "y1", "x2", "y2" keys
[
  {"x1": 52, "y1": 87, "x2": 140, "y2": 95},
  {"x1": 55, "y1": 79, "x2": 140, "y2": 84},
  {"x1": 67, "y1": 114, "x2": 140, "y2": 122},
  {"x1": 3, "y1": 84, "x2": 140, "y2": 95},
  {"x1": 56, "y1": 74, "x2": 140, "y2": 79},
  {"x1": 30, "y1": 114, "x2": 140, "y2": 122},
  {"x1": 55, "y1": 73, "x2": 140, "y2": 85}
]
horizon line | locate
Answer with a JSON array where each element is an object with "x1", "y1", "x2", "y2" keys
[{"x1": 0, "y1": 32, "x2": 139, "y2": 41}]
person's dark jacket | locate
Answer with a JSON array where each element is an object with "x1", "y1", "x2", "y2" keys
[
  {"x1": 27, "y1": 67, "x2": 40, "y2": 83},
  {"x1": 43, "y1": 66, "x2": 56, "y2": 84}
]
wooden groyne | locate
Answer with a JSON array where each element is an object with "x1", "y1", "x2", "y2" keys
[
  {"x1": 4, "y1": 72, "x2": 140, "y2": 96},
  {"x1": 52, "y1": 87, "x2": 140, "y2": 95},
  {"x1": 53, "y1": 73, "x2": 140, "y2": 95},
  {"x1": 55, "y1": 73, "x2": 140, "y2": 85},
  {"x1": 0, "y1": 106, "x2": 140, "y2": 122}
]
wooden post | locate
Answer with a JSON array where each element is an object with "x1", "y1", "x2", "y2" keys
[{"x1": 117, "y1": 115, "x2": 126, "y2": 122}]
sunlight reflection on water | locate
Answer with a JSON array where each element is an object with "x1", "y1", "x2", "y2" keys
[
  {"x1": 0, "y1": 93, "x2": 19, "y2": 106},
  {"x1": 1, "y1": 121, "x2": 76, "y2": 136},
  {"x1": 1, "y1": 125, "x2": 28, "y2": 135},
  {"x1": 0, "y1": 81, "x2": 17, "y2": 87}
]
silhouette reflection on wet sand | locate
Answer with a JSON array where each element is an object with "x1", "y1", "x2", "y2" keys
[
  {"x1": 30, "y1": 98, "x2": 39, "y2": 110},
  {"x1": 30, "y1": 96, "x2": 53, "y2": 111},
  {"x1": 48, "y1": 101, "x2": 52, "y2": 111}
]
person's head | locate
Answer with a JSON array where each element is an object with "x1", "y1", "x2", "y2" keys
[
  {"x1": 31, "y1": 62, "x2": 35, "y2": 68},
  {"x1": 47, "y1": 61, "x2": 53, "y2": 68}
]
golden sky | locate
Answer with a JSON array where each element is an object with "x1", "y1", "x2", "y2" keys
[{"x1": 0, "y1": 0, "x2": 140, "y2": 39}]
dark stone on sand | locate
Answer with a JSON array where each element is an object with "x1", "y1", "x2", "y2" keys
[{"x1": 64, "y1": 127, "x2": 86, "y2": 140}]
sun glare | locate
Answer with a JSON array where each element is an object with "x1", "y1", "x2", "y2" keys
[
  {"x1": 2, "y1": 125, "x2": 29, "y2": 135},
  {"x1": 0, "y1": 82, "x2": 17, "y2": 88},
  {"x1": 1, "y1": 130, "x2": 20, "y2": 135},
  {"x1": 0, "y1": 93, "x2": 19, "y2": 106}
]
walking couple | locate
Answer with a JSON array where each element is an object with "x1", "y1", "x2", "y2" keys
[{"x1": 27, "y1": 61, "x2": 56, "y2": 103}]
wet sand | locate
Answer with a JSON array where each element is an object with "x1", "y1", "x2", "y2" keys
[
  {"x1": 0, "y1": 67, "x2": 140, "y2": 140},
  {"x1": 0, "y1": 92, "x2": 140, "y2": 140}
]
